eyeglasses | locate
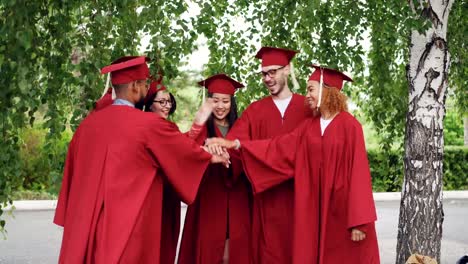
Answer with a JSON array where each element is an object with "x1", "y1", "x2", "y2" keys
[
  {"x1": 260, "y1": 66, "x2": 285, "y2": 78},
  {"x1": 154, "y1": 99, "x2": 173, "y2": 107}
]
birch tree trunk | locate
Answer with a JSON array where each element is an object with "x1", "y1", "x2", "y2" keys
[{"x1": 396, "y1": 1, "x2": 454, "y2": 263}]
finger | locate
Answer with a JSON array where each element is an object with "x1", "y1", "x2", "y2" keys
[
  {"x1": 210, "y1": 146, "x2": 219, "y2": 155},
  {"x1": 355, "y1": 233, "x2": 361, "y2": 241},
  {"x1": 216, "y1": 146, "x2": 224, "y2": 156},
  {"x1": 207, "y1": 145, "x2": 216, "y2": 154}
]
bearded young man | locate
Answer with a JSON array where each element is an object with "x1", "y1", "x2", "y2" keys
[{"x1": 225, "y1": 47, "x2": 309, "y2": 263}]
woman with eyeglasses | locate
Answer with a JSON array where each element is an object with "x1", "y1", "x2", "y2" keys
[
  {"x1": 136, "y1": 79, "x2": 182, "y2": 264},
  {"x1": 178, "y1": 74, "x2": 251, "y2": 264},
  {"x1": 142, "y1": 80, "x2": 176, "y2": 118},
  {"x1": 140, "y1": 78, "x2": 217, "y2": 264}
]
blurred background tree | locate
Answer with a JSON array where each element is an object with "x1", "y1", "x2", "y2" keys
[{"x1": 0, "y1": 2, "x2": 465, "y2": 251}]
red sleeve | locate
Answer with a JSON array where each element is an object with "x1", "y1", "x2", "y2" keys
[
  {"x1": 186, "y1": 123, "x2": 205, "y2": 142},
  {"x1": 346, "y1": 121, "x2": 377, "y2": 229},
  {"x1": 240, "y1": 121, "x2": 307, "y2": 194},
  {"x1": 224, "y1": 107, "x2": 254, "y2": 182},
  {"x1": 145, "y1": 118, "x2": 212, "y2": 205},
  {"x1": 53, "y1": 134, "x2": 78, "y2": 226},
  {"x1": 352, "y1": 224, "x2": 370, "y2": 234},
  {"x1": 226, "y1": 106, "x2": 253, "y2": 142}
]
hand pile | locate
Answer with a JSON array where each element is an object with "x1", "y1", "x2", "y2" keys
[{"x1": 202, "y1": 138, "x2": 238, "y2": 168}]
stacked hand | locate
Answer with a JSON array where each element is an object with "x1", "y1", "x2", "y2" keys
[
  {"x1": 203, "y1": 145, "x2": 231, "y2": 168},
  {"x1": 202, "y1": 137, "x2": 239, "y2": 168},
  {"x1": 204, "y1": 138, "x2": 237, "y2": 150}
]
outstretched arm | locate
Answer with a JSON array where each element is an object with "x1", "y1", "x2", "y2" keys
[{"x1": 207, "y1": 120, "x2": 309, "y2": 194}]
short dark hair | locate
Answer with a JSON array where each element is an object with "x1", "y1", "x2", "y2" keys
[{"x1": 112, "y1": 83, "x2": 130, "y2": 92}]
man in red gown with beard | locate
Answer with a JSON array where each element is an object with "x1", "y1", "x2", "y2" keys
[{"x1": 226, "y1": 47, "x2": 308, "y2": 263}]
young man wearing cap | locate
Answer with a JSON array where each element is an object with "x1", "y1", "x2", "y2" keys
[
  {"x1": 54, "y1": 56, "x2": 229, "y2": 264},
  {"x1": 210, "y1": 66, "x2": 380, "y2": 263},
  {"x1": 224, "y1": 47, "x2": 309, "y2": 263}
]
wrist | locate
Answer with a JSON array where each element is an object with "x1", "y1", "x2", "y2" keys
[
  {"x1": 191, "y1": 123, "x2": 203, "y2": 130},
  {"x1": 233, "y1": 139, "x2": 241, "y2": 150}
]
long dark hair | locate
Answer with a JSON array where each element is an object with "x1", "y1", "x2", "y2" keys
[
  {"x1": 142, "y1": 90, "x2": 177, "y2": 115},
  {"x1": 206, "y1": 93, "x2": 238, "y2": 138}
]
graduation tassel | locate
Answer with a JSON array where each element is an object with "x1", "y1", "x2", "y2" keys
[
  {"x1": 111, "y1": 84, "x2": 116, "y2": 100},
  {"x1": 289, "y1": 62, "x2": 300, "y2": 91},
  {"x1": 317, "y1": 67, "x2": 324, "y2": 109},
  {"x1": 101, "y1": 73, "x2": 111, "y2": 98}
]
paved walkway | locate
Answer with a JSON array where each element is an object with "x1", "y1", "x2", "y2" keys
[{"x1": 0, "y1": 195, "x2": 467, "y2": 263}]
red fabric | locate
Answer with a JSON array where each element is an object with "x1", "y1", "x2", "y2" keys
[
  {"x1": 198, "y1": 73, "x2": 244, "y2": 95},
  {"x1": 240, "y1": 112, "x2": 380, "y2": 264},
  {"x1": 54, "y1": 106, "x2": 211, "y2": 263},
  {"x1": 94, "y1": 88, "x2": 113, "y2": 111},
  {"x1": 160, "y1": 182, "x2": 181, "y2": 264},
  {"x1": 225, "y1": 94, "x2": 308, "y2": 263},
  {"x1": 308, "y1": 65, "x2": 353, "y2": 90},
  {"x1": 255, "y1": 47, "x2": 298, "y2": 67},
  {"x1": 178, "y1": 124, "x2": 251, "y2": 264},
  {"x1": 101, "y1": 56, "x2": 150, "y2": 85}
]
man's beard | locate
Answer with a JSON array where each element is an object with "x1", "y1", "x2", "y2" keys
[
  {"x1": 271, "y1": 76, "x2": 287, "y2": 96},
  {"x1": 134, "y1": 96, "x2": 146, "y2": 110}
]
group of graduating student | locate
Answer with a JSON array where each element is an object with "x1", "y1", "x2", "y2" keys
[{"x1": 54, "y1": 46, "x2": 380, "y2": 264}]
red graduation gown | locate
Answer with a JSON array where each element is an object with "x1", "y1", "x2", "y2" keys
[
  {"x1": 94, "y1": 88, "x2": 113, "y2": 111},
  {"x1": 92, "y1": 95, "x2": 181, "y2": 264},
  {"x1": 178, "y1": 125, "x2": 251, "y2": 264},
  {"x1": 159, "y1": 181, "x2": 181, "y2": 264},
  {"x1": 240, "y1": 112, "x2": 380, "y2": 264},
  {"x1": 54, "y1": 105, "x2": 211, "y2": 264},
  {"x1": 226, "y1": 94, "x2": 308, "y2": 263}
]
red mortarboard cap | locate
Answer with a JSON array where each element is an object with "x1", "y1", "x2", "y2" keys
[
  {"x1": 144, "y1": 79, "x2": 167, "y2": 104},
  {"x1": 308, "y1": 65, "x2": 353, "y2": 90},
  {"x1": 197, "y1": 74, "x2": 244, "y2": 95},
  {"x1": 255, "y1": 47, "x2": 298, "y2": 67},
  {"x1": 101, "y1": 56, "x2": 150, "y2": 85}
]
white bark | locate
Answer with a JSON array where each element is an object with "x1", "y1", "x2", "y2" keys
[{"x1": 396, "y1": 1, "x2": 454, "y2": 263}]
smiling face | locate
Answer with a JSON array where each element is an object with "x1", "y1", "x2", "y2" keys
[
  {"x1": 306, "y1": 80, "x2": 348, "y2": 116},
  {"x1": 211, "y1": 93, "x2": 231, "y2": 122},
  {"x1": 306, "y1": 80, "x2": 321, "y2": 109},
  {"x1": 261, "y1": 65, "x2": 289, "y2": 96},
  {"x1": 150, "y1": 90, "x2": 172, "y2": 119}
]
